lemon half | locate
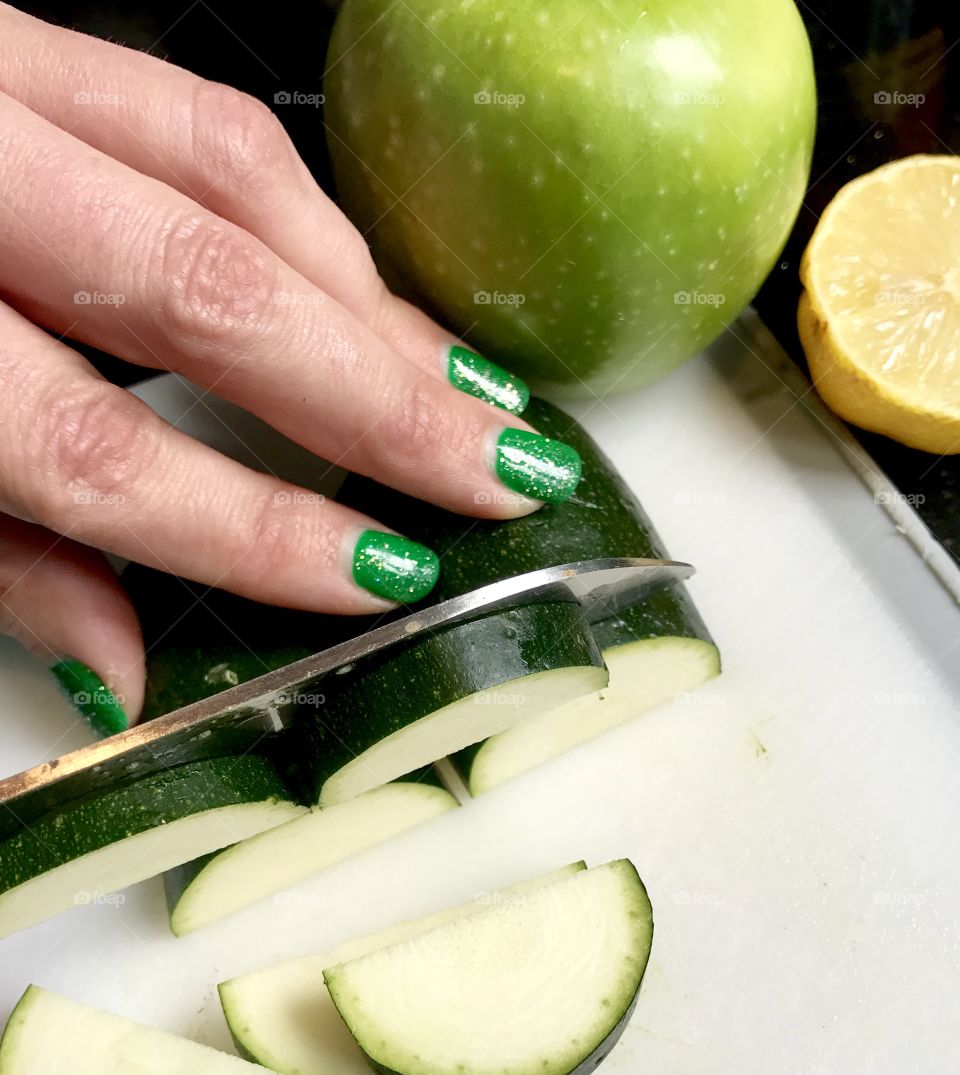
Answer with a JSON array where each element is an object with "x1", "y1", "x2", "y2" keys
[{"x1": 799, "y1": 154, "x2": 960, "y2": 454}]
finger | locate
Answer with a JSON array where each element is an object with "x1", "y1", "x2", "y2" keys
[
  {"x1": 0, "y1": 92, "x2": 579, "y2": 515},
  {"x1": 0, "y1": 299, "x2": 440, "y2": 614},
  {"x1": 0, "y1": 512, "x2": 143, "y2": 732},
  {"x1": 0, "y1": 4, "x2": 529, "y2": 412}
]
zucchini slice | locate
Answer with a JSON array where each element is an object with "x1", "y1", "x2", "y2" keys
[
  {"x1": 126, "y1": 571, "x2": 463, "y2": 936},
  {"x1": 339, "y1": 397, "x2": 720, "y2": 794},
  {"x1": 0, "y1": 986, "x2": 270, "y2": 1073},
  {"x1": 284, "y1": 600, "x2": 606, "y2": 807},
  {"x1": 459, "y1": 634, "x2": 720, "y2": 794},
  {"x1": 0, "y1": 756, "x2": 303, "y2": 940},
  {"x1": 164, "y1": 767, "x2": 457, "y2": 936},
  {"x1": 324, "y1": 859, "x2": 652, "y2": 1075},
  {"x1": 219, "y1": 861, "x2": 586, "y2": 1075}
]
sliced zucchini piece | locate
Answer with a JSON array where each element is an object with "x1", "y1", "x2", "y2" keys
[
  {"x1": 219, "y1": 861, "x2": 586, "y2": 1075},
  {"x1": 126, "y1": 571, "x2": 462, "y2": 936},
  {"x1": 458, "y1": 635, "x2": 721, "y2": 794},
  {"x1": 339, "y1": 397, "x2": 720, "y2": 793},
  {"x1": 325, "y1": 859, "x2": 652, "y2": 1075},
  {"x1": 0, "y1": 756, "x2": 303, "y2": 939},
  {"x1": 165, "y1": 767, "x2": 457, "y2": 936},
  {"x1": 284, "y1": 601, "x2": 606, "y2": 807},
  {"x1": 0, "y1": 986, "x2": 271, "y2": 1073}
]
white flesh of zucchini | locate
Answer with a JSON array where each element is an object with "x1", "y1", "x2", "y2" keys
[
  {"x1": 0, "y1": 986, "x2": 273, "y2": 1074},
  {"x1": 0, "y1": 801, "x2": 304, "y2": 940},
  {"x1": 171, "y1": 782, "x2": 458, "y2": 935},
  {"x1": 325, "y1": 860, "x2": 652, "y2": 1075},
  {"x1": 320, "y1": 665, "x2": 607, "y2": 806},
  {"x1": 468, "y1": 636, "x2": 720, "y2": 794},
  {"x1": 219, "y1": 862, "x2": 587, "y2": 1075}
]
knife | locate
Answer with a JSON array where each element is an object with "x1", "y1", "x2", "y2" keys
[{"x1": 0, "y1": 556, "x2": 692, "y2": 833}]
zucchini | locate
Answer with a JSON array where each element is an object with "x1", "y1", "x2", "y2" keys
[
  {"x1": 283, "y1": 600, "x2": 606, "y2": 806},
  {"x1": 462, "y1": 634, "x2": 720, "y2": 794},
  {"x1": 124, "y1": 567, "x2": 461, "y2": 935},
  {"x1": 164, "y1": 767, "x2": 457, "y2": 936},
  {"x1": 123, "y1": 564, "x2": 322, "y2": 722},
  {"x1": 338, "y1": 397, "x2": 720, "y2": 794},
  {"x1": 127, "y1": 564, "x2": 607, "y2": 810},
  {"x1": 219, "y1": 861, "x2": 587, "y2": 1075},
  {"x1": 324, "y1": 859, "x2": 652, "y2": 1075},
  {"x1": 0, "y1": 986, "x2": 271, "y2": 1073},
  {"x1": 0, "y1": 756, "x2": 303, "y2": 940}
]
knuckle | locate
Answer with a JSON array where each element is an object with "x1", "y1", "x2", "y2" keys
[
  {"x1": 190, "y1": 81, "x2": 295, "y2": 201},
  {"x1": 154, "y1": 211, "x2": 279, "y2": 354},
  {"x1": 379, "y1": 378, "x2": 445, "y2": 469},
  {"x1": 238, "y1": 492, "x2": 324, "y2": 579},
  {"x1": 30, "y1": 384, "x2": 159, "y2": 524}
]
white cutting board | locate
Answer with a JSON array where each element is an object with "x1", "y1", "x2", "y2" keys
[{"x1": 1, "y1": 312, "x2": 958, "y2": 1074}]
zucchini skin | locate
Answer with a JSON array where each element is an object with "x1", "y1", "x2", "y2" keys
[
  {"x1": 281, "y1": 600, "x2": 603, "y2": 803},
  {"x1": 125, "y1": 570, "x2": 467, "y2": 919},
  {"x1": 0, "y1": 755, "x2": 291, "y2": 893},
  {"x1": 124, "y1": 565, "x2": 327, "y2": 722},
  {"x1": 337, "y1": 397, "x2": 713, "y2": 652},
  {"x1": 355, "y1": 986, "x2": 642, "y2": 1075},
  {"x1": 337, "y1": 398, "x2": 718, "y2": 788}
]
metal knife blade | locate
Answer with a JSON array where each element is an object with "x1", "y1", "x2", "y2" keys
[{"x1": 0, "y1": 557, "x2": 692, "y2": 831}]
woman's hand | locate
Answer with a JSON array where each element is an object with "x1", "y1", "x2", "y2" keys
[{"x1": 0, "y1": 4, "x2": 581, "y2": 734}]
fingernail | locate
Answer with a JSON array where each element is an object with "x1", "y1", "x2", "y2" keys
[
  {"x1": 494, "y1": 428, "x2": 582, "y2": 504},
  {"x1": 352, "y1": 530, "x2": 440, "y2": 604},
  {"x1": 50, "y1": 659, "x2": 128, "y2": 738},
  {"x1": 447, "y1": 345, "x2": 530, "y2": 415}
]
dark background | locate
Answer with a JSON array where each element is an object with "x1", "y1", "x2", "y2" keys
[{"x1": 10, "y1": 0, "x2": 960, "y2": 566}]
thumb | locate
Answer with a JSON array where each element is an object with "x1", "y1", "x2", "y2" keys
[{"x1": 0, "y1": 513, "x2": 144, "y2": 734}]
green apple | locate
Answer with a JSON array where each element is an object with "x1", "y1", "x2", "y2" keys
[{"x1": 324, "y1": 0, "x2": 816, "y2": 396}]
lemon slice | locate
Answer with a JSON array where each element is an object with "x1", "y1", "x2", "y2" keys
[{"x1": 799, "y1": 154, "x2": 960, "y2": 454}]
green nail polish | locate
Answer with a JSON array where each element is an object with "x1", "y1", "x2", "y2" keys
[
  {"x1": 50, "y1": 659, "x2": 128, "y2": 738},
  {"x1": 494, "y1": 428, "x2": 582, "y2": 504},
  {"x1": 447, "y1": 345, "x2": 530, "y2": 415},
  {"x1": 352, "y1": 530, "x2": 440, "y2": 604}
]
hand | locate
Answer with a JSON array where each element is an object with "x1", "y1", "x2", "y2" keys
[{"x1": 0, "y1": 5, "x2": 581, "y2": 734}]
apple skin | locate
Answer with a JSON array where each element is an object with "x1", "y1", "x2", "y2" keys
[{"x1": 325, "y1": 0, "x2": 816, "y2": 396}]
